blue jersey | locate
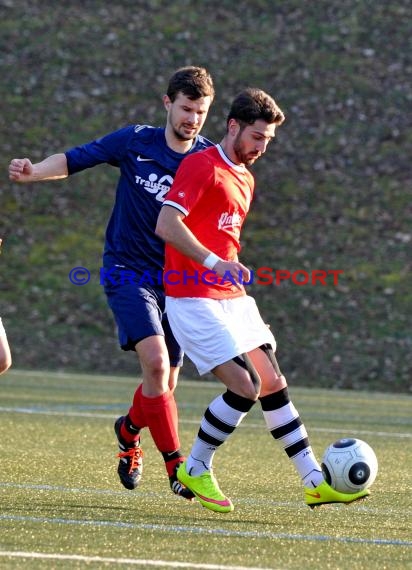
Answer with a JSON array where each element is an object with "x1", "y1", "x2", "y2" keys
[{"x1": 65, "y1": 125, "x2": 213, "y2": 276}]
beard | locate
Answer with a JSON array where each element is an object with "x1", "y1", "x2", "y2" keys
[
  {"x1": 233, "y1": 133, "x2": 259, "y2": 166},
  {"x1": 172, "y1": 127, "x2": 195, "y2": 141},
  {"x1": 170, "y1": 119, "x2": 199, "y2": 142}
]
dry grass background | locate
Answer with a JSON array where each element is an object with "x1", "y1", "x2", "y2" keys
[{"x1": 0, "y1": 0, "x2": 411, "y2": 391}]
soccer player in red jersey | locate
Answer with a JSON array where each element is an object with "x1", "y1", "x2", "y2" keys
[{"x1": 156, "y1": 88, "x2": 370, "y2": 512}]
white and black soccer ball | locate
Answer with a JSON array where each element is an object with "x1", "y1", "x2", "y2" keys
[{"x1": 321, "y1": 438, "x2": 378, "y2": 494}]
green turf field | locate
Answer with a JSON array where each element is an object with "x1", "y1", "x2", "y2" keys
[{"x1": 0, "y1": 370, "x2": 411, "y2": 569}]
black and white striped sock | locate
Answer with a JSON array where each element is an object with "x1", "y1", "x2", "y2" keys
[
  {"x1": 186, "y1": 390, "x2": 255, "y2": 476},
  {"x1": 260, "y1": 388, "x2": 323, "y2": 487}
]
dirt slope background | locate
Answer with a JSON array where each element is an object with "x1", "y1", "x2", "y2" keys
[{"x1": 1, "y1": 0, "x2": 410, "y2": 391}]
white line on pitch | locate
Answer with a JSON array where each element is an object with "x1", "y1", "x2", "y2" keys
[
  {"x1": 0, "y1": 515, "x2": 411, "y2": 547},
  {"x1": 1, "y1": 482, "x2": 407, "y2": 517},
  {"x1": 0, "y1": 406, "x2": 410, "y2": 438},
  {"x1": 0, "y1": 551, "x2": 277, "y2": 570}
]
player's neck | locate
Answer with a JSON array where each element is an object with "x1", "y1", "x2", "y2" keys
[{"x1": 219, "y1": 138, "x2": 242, "y2": 166}]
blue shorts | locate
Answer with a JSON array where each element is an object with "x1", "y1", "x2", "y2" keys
[{"x1": 103, "y1": 269, "x2": 183, "y2": 367}]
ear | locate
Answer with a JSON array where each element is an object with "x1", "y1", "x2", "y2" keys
[
  {"x1": 163, "y1": 94, "x2": 172, "y2": 111},
  {"x1": 228, "y1": 118, "x2": 240, "y2": 136}
]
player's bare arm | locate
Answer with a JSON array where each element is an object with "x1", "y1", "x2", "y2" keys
[
  {"x1": 8, "y1": 153, "x2": 68, "y2": 182},
  {"x1": 156, "y1": 205, "x2": 250, "y2": 284}
]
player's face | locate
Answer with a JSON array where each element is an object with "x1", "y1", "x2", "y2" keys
[
  {"x1": 164, "y1": 92, "x2": 212, "y2": 141},
  {"x1": 232, "y1": 120, "x2": 276, "y2": 166}
]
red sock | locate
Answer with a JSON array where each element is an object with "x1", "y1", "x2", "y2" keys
[
  {"x1": 119, "y1": 417, "x2": 140, "y2": 444},
  {"x1": 120, "y1": 384, "x2": 147, "y2": 444},
  {"x1": 140, "y1": 389, "x2": 180, "y2": 455},
  {"x1": 164, "y1": 455, "x2": 185, "y2": 477}
]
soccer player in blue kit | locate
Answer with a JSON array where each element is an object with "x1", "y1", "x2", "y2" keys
[{"x1": 8, "y1": 66, "x2": 215, "y2": 499}]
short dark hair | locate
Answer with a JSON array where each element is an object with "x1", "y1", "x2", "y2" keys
[
  {"x1": 227, "y1": 88, "x2": 285, "y2": 128},
  {"x1": 167, "y1": 66, "x2": 215, "y2": 102}
]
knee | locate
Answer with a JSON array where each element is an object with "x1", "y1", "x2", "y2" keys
[
  {"x1": 260, "y1": 374, "x2": 288, "y2": 398},
  {"x1": 144, "y1": 353, "x2": 169, "y2": 378},
  {"x1": 141, "y1": 354, "x2": 170, "y2": 396},
  {"x1": 141, "y1": 352, "x2": 170, "y2": 394},
  {"x1": 235, "y1": 377, "x2": 260, "y2": 401}
]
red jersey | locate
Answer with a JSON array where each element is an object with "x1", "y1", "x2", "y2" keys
[{"x1": 163, "y1": 145, "x2": 254, "y2": 298}]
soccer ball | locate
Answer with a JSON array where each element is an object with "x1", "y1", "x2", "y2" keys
[{"x1": 321, "y1": 438, "x2": 378, "y2": 494}]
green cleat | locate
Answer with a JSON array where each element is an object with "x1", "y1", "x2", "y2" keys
[
  {"x1": 177, "y1": 461, "x2": 234, "y2": 513},
  {"x1": 305, "y1": 480, "x2": 370, "y2": 509}
]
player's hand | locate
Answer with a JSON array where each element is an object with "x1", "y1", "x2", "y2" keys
[
  {"x1": 8, "y1": 158, "x2": 34, "y2": 182},
  {"x1": 214, "y1": 259, "x2": 250, "y2": 288}
]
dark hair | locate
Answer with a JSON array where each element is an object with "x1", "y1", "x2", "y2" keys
[
  {"x1": 227, "y1": 87, "x2": 285, "y2": 128},
  {"x1": 167, "y1": 66, "x2": 215, "y2": 102}
]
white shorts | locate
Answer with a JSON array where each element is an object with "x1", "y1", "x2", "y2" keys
[
  {"x1": 165, "y1": 295, "x2": 276, "y2": 375},
  {"x1": 0, "y1": 318, "x2": 6, "y2": 337}
]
